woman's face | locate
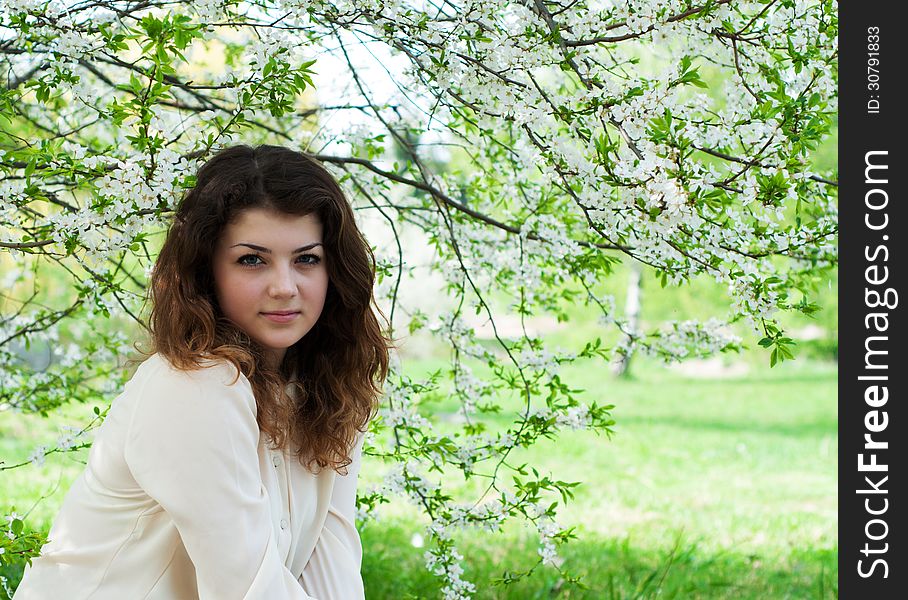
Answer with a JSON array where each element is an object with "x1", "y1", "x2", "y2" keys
[{"x1": 212, "y1": 207, "x2": 329, "y2": 367}]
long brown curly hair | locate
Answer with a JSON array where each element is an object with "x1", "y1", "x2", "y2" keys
[{"x1": 148, "y1": 144, "x2": 390, "y2": 472}]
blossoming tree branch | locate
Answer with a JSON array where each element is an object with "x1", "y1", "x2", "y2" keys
[{"x1": 1, "y1": 0, "x2": 836, "y2": 596}]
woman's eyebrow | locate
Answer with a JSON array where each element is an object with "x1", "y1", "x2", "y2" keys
[{"x1": 230, "y1": 242, "x2": 323, "y2": 254}]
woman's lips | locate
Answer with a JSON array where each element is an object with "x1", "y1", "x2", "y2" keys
[{"x1": 260, "y1": 311, "x2": 301, "y2": 323}]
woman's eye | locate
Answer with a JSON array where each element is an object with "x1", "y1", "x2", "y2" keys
[
  {"x1": 296, "y1": 254, "x2": 321, "y2": 265},
  {"x1": 237, "y1": 254, "x2": 264, "y2": 266}
]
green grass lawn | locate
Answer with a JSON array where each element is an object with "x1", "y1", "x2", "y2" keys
[
  {"x1": 1, "y1": 356, "x2": 837, "y2": 599},
  {"x1": 358, "y1": 357, "x2": 837, "y2": 599}
]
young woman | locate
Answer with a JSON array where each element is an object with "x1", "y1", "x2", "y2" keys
[{"x1": 13, "y1": 145, "x2": 390, "y2": 599}]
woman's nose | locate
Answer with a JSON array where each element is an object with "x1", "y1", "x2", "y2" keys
[{"x1": 268, "y1": 266, "x2": 298, "y2": 298}]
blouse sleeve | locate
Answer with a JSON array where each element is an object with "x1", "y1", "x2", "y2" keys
[
  {"x1": 124, "y1": 359, "x2": 313, "y2": 600},
  {"x1": 297, "y1": 433, "x2": 365, "y2": 599}
]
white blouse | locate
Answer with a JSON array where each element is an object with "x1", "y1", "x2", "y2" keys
[{"x1": 13, "y1": 354, "x2": 364, "y2": 600}]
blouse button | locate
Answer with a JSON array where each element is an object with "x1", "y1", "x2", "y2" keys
[
  {"x1": 272, "y1": 454, "x2": 282, "y2": 468},
  {"x1": 280, "y1": 519, "x2": 289, "y2": 530}
]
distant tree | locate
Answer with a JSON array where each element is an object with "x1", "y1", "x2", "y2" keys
[{"x1": 1, "y1": 1, "x2": 837, "y2": 595}]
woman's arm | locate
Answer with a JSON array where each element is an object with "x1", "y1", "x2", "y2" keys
[
  {"x1": 124, "y1": 359, "x2": 313, "y2": 600},
  {"x1": 298, "y1": 433, "x2": 365, "y2": 599}
]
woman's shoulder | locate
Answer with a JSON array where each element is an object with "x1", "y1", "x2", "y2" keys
[
  {"x1": 133, "y1": 352, "x2": 253, "y2": 395},
  {"x1": 118, "y1": 353, "x2": 259, "y2": 435}
]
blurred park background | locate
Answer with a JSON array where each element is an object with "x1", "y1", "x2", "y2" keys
[{"x1": 1, "y1": 2, "x2": 838, "y2": 597}]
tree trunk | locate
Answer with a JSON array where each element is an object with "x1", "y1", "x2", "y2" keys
[{"x1": 613, "y1": 263, "x2": 642, "y2": 377}]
